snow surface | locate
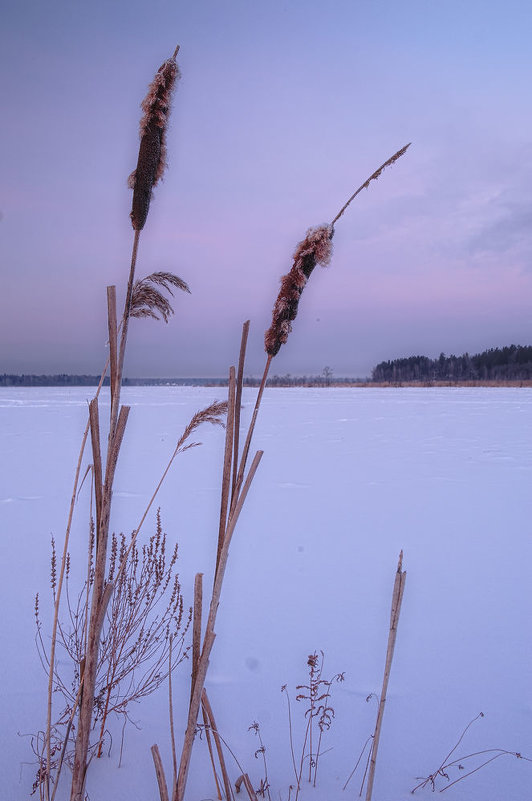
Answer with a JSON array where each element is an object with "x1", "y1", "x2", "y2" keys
[{"x1": 1, "y1": 386, "x2": 531, "y2": 801}]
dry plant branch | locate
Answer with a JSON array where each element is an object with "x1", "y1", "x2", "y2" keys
[
  {"x1": 342, "y1": 734, "x2": 374, "y2": 793},
  {"x1": 248, "y1": 722, "x2": 271, "y2": 801},
  {"x1": 44, "y1": 359, "x2": 109, "y2": 801},
  {"x1": 36, "y1": 514, "x2": 190, "y2": 798},
  {"x1": 280, "y1": 652, "x2": 345, "y2": 801},
  {"x1": 411, "y1": 712, "x2": 532, "y2": 793},
  {"x1": 365, "y1": 551, "x2": 406, "y2": 801}
]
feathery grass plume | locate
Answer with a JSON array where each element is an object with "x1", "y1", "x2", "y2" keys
[
  {"x1": 264, "y1": 143, "x2": 410, "y2": 357},
  {"x1": 264, "y1": 225, "x2": 334, "y2": 357},
  {"x1": 131, "y1": 271, "x2": 190, "y2": 322},
  {"x1": 129, "y1": 47, "x2": 180, "y2": 231}
]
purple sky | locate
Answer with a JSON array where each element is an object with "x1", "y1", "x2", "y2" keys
[{"x1": 2, "y1": 0, "x2": 532, "y2": 378}]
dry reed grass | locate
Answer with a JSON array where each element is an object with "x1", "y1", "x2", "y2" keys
[
  {"x1": 131, "y1": 271, "x2": 190, "y2": 322},
  {"x1": 36, "y1": 43, "x2": 417, "y2": 801}
]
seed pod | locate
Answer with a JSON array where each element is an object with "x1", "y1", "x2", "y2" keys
[
  {"x1": 129, "y1": 48, "x2": 180, "y2": 231},
  {"x1": 264, "y1": 224, "x2": 334, "y2": 357}
]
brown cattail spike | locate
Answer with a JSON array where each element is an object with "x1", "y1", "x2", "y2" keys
[
  {"x1": 264, "y1": 144, "x2": 410, "y2": 358},
  {"x1": 264, "y1": 224, "x2": 334, "y2": 357},
  {"x1": 129, "y1": 49, "x2": 180, "y2": 231}
]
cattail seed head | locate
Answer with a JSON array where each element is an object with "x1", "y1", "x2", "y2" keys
[
  {"x1": 129, "y1": 49, "x2": 180, "y2": 231},
  {"x1": 264, "y1": 224, "x2": 334, "y2": 357}
]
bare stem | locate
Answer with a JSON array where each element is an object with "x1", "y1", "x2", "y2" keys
[
  {"x1": 365, "y1": 551, "x2": 406, "y2": 801},
  {"x1": 45, "y1": 361, "x2": 108, "y2": 801},
  {"x1": 111, "y1": 228, "x2": 141, "y2": 433},
  {"x1": 331, "y1": 143, "x2": 411, "y2": 226},
  {"x1": 201, "y1": 690, "x2": 233, "y2": 801},
  {"x1": 232, "y1": 321, "x2": 250, "y2": 498},
  {"x1": 231, "y1": 354, "x2": 271, "y2": 514},
  {"x1": 151, "y1": 744, "x2": 170, "y2": 801},
  {"x1": 217, "y1": 367, "x2": 236, "y2": 576}
]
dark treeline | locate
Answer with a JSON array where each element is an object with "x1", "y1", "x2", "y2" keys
[
  {"x1": 0, "y1": 370, "x2": 358, "y2": 388},
  {"x1": 372, "y1": 345, "x2": 532, "y2": 382},
  {"x1": 1, "y1": 374, "x2": 111, "y2": 387},
  {"x1": 0, "y1": 374, "x2": 218, "y2": 387}
]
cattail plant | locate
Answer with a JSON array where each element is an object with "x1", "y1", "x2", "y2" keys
[
  {"x1": 128, "y1": 47, "x2": 180, "y2": 233},
  {"x1": 34, "y1": 47, "x2": 229, "y2": 801},
  {"x1": 149, "y1": 146, "x2": 411, "y2": 801},
  {"x1": 235, "y1": 144, "x2": 411, "y2": 505},
  {"x1": 69, "y1": 49, "x2": 182, "y2": 801},
  {"x1": 264, "y1": 144, "x2": 410, "y2": 360}
]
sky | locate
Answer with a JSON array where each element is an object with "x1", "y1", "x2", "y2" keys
[{"x1": 1, "y1": 0, "x2": 532, "y2": 378}]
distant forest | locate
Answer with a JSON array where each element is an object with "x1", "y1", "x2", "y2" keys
[
  {"x1": 372, "y1": 345, "x2": 532, "y2": 382},
  {"x1": 0, "y1": 375, "x2": 220, "y2": 387},
  {"x1": 3, "y1": 346, "x2": 532, "y2": 387},
  {"x1": 0, "y1": 370, "x2": 346, "y2": 388}
]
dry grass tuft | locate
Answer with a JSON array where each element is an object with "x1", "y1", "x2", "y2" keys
[{"x1": 131, "y1": 271, "x2": 190, "y2": 323}]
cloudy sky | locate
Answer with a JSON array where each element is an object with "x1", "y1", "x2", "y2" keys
[{"x1": 2, "y1": 0, "x2": 532, "y2": 378}]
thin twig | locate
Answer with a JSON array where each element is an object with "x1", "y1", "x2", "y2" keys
[
  {"x1": 202, "y1": 702, "x2": 223, "y2": 801},
  {"x1": 202, "y1": 689, "x2": 234, "y2": 801},
  {"x1": 342, "y1": 735, "x2": 374, "y2": 791},
  {"x1": 331, "y1": 144, "x2": 411, "y2": 225}
]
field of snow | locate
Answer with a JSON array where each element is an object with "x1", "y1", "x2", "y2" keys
[{"x1": 1, "y1": 385, "x2": 531, "y2": 801}]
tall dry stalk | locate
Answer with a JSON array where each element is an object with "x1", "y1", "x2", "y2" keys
[
  {"x1": 365, "y1": 551, "x2": 406, "y2": 801},
  {"x1": 154, "y1": 147, "x2": 411, "y2": 801},
  {"x1": 236, "y1": 144, "x2": 411, "y2": 495},
  {"x1": 67, "y1": 48, "x2": 181, "y2": 801}
]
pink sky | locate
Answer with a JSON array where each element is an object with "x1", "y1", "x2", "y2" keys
[{"x1": 2, "y1": 0, "x2": 532, "y2": 377}]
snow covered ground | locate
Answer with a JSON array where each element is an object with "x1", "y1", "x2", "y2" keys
[{"x1": 1, "y1": 385, "x2": 531, "y2": 800}]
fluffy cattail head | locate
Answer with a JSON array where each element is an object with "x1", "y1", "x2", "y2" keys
[
  {"x1": 129, "y1": 48, "x2": 180, "y2": 231},
  {"x1": 264, "y1": 224, "x2": 334, "y2": 357}
]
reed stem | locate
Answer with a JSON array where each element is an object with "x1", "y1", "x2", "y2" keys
[{"x1": 365, "y1": 551, "x2": 406, "y2": 801}]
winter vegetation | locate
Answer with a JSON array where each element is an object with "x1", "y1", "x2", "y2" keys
[{"x1": 3, "y1": 42, "x2": 531, "y2": 801}]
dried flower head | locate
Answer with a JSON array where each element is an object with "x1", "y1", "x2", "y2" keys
[
  {"x1": 129, "y1": 47, "x2": 180, "y2": 231},
  {"x1": 130, "y1": 271, "x2": 190, "y2": 323},
  {"x1": 264, "y1": 224, "x2": 334, "y2": 357},
  {"x1": 263, "y1": 144, "x2": 411, "y2": 358}
]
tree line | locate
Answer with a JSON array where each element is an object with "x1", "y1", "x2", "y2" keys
[{"x1": 372, "y1": 345, "x2": 532, "y2": 382}]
